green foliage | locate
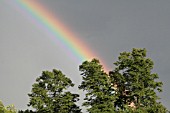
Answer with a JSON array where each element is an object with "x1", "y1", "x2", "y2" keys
[
  {"x1": 79, "y1": 59, "x2": 116, "y2": 113},
  {"x1": 0, "y1": 100, "x2": 17, "y2": 113},
  {"x1": 109, "y1": 48, "x2": 168, "y2": 112},
  {"x1": 1, "y1": 48, "x2": 169, "y2": 113},
  {"x1": 27, "y1": 69, "x2": 81, "y2": 113},
  {"x1": 78, "y1": 48, "x2": 168, "y2": 113}
]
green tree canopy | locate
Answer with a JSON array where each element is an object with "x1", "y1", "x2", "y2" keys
[
  {"x1": 78, "y1": 48, "x2": 168, "y2": 113},
  {"x1": 27, "y1": 69, "x2": 81, "y2": 113},
  {"x1": 0, "y1": 100, "x2": 17, "y2": 113},
  {"x1": 79, "y1": 59, "x2": 116, "y2": 113},
  {"x1": 2, "y1": 48, "x2": 169, "y2": 113},
  {"x1": 109, "y1": 48, "x2": 168, "y2": 112}
]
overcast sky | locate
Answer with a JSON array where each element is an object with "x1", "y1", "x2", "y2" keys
[{"x1": 0, "y1": 0, "x2": 170, "y2": 111}]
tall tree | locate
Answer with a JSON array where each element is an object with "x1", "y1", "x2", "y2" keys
[
  {"x1": 79, "y1": 59, "x2": 116, "y2": 113},
  {"x1": 109, "y1": 48, "x2": 168, "y2": 112},
  {"x1": 28, "y1": 69, "x2": 81, "y2": 113}
]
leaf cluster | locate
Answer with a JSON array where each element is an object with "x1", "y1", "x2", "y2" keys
[
  {"x1": 27, "y1": 69, "x2": 81, "y2": 113},
  {"x1": 79, "y1": 59, "x2": 116, "y2": 113},
  {"x1": 0, "y1": 100, "x2": 17, "y2": 113}
]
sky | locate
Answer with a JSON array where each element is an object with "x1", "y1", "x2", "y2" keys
[{"x1": 0, "y1": 0, "x2": 170, "y2": 111}]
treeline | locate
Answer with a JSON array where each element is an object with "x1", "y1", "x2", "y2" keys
[{"x1": 1, "y1": 48, "x2": 169, "y2": 113}]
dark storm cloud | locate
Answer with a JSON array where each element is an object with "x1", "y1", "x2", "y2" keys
[{"x1": 0, "y1": 0, "x2": 170, "y2": 111}]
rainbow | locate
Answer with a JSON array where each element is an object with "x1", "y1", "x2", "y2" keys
[{"x1": 10, "y1": 0, "x2": 108, "y2": 72}]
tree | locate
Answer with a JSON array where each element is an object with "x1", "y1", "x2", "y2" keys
[
  {"x1": 79, "y1": 59, "x2": 116, "y2": 113},
  {"x1": 79, "y1": 48, "x2": 168, "y2": 113},
  {"x1": 0, "y1": 100, "x2": 17, "y2": 113},
  {"x1": 109, "y1": 48, "x2": 168, "y2": 112},
  {"x1": 2, "y1": 48, "x2": 169, "y2": 113},
  {"x1": 27, "y1": 69, "x2": 81, "y2": 113}
]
